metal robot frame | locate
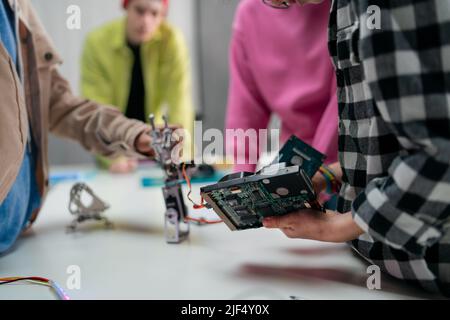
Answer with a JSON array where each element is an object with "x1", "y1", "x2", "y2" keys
[
  {"x1": 67, "y1": 183, "x2": 113, "y2": 232},
  {"x1": 148, "y1": 114, "x2": 194, "y2": 244}
]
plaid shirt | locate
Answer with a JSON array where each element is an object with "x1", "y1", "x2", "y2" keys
[{"x1": 329, "y1": 0, "x2": 450, "y2": 295}]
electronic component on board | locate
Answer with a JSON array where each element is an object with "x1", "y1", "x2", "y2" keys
[{"x1": 200, "y1": 164, "x2": 323, "y2": 231}]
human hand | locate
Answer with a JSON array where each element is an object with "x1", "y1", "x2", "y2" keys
[
  {"x1": 312, "y1": 171, "x2": 327, "y2": 195},
  {"x1": 109, "y1": 157, "x2": 139, "y2": 174},
  {"x1": 134, "y1": 131, "x2": 155, "y2": 157},
  {"x1": 311, "y1": 162, "x2": 343, "y2": 199},
  {"x1": 262, "y1": 210, "x2": 364, "y2": 243},
  {"x1": 134, "y1": 125, "x2": 185, "y2": 157}
]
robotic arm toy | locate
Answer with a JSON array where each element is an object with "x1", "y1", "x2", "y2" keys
[{"x1": 148, "y1": 114, "x2": 193, "y2": 243}]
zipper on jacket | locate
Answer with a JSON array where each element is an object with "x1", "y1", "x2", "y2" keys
[
  {"x1": 12, "y1": 0, "x2": 31, "y2": 151},
  {"x1": 13, "y1": 0, "x2": 24, "y2": 81}
]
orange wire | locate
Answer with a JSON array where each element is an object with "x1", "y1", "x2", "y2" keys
[
  {"x1": 184, "y1": 216, "x2": 223, "y2": 225},
  {"x1": 0, "y1": 276, "x2": 49, "y2": 283},
  {"x1": 181, "y1": 163, "x2": 223, "y2": 224},
  {"x1": 182, "y1": 163, "x2": 206, "y2": 209}
]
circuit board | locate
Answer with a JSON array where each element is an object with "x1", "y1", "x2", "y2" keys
[
  {"x1": 200, "y1": 136, "x2": 326, "y2": 231},
  {"x1": 273, "y1": 135, "x2": 326, "y2": 177},
  {"x1": 200, "y1": 166, "x2": 323, "y2": 230}
]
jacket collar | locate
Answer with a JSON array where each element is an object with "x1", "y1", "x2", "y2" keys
[
  {"x1": 6, "y1": 0, "x2": 62, "y2": 68},
  {"x1": 7, "y1": 0, "x2": 31, "y2": 29}
]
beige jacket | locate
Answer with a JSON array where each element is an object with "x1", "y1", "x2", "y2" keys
[{"x1": 0, "y1": 0, "x2": 149, "y2": 225}]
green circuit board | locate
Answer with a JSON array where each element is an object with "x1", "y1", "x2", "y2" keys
[
  {"x1": 201, "y1": 166, "x2": 323, "y2": 230},
  {"x1": 200, "y1": 136, "x2": 326, "y2": 231}
]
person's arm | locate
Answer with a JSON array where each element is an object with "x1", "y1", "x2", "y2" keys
[
  {"x1": 265, "y1": 2, "x2": 450, "y2": 250},
  {"x1": 263, "y1": 210, "x2": 363, "y2": 243},
  {"x1": 225, "y1": 24, "x2": 271, "y2": 173},
  {"x1": 312, "y1": 161, "x2": 343, "y2": 195},
  {"x1": 49, "y1": 67, "x2": 152, "y2": 159},
  {"x1": 348, "y1": 0, "x2": 450, "y2": 257}
]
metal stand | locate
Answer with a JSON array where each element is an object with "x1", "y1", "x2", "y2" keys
[{"x1": 67, "y1": 183, "x2": 113, "y2": 232}]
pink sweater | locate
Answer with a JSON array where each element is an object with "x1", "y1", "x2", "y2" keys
[{"x1": 226, "y1": 0, "x2": 338, "y2": 172}]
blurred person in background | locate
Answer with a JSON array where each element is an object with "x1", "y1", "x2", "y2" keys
[
  {"x1": 262, "y1": 0, "x2": 450, "y2": 296},
  {"x1": 81, "y1": 0, "x2": 194, "y2": 173},
  {"x1": 0, "y1": 0, "x2": 154, "y2": 255},
  {"x1": 225, "y1": 0, "x2": 338, "y2": 174}
]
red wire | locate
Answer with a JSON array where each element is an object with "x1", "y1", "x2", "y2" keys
[
  {"x1": 184, "y1": 216, "x2": 223, "y2": 225},
  {"x1": 181, "y1": 163, "x2": 223, "y2": 224},
  {"x1": 0, "y1": 276, "x2": 50, "y2": 285},
  {"x1": 182, "y1": 163, "x2": 206, "y2": 209}
]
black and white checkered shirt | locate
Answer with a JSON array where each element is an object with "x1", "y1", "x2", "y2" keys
[{"x1": 329, "y1": 0, "x2": 450, "y2": 295}]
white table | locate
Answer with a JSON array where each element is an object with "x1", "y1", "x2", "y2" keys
[{"x1": 0, "y1": 166, "x2": 442, "y2": 300}]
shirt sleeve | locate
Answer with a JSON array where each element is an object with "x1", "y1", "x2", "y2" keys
[
  {"x1": 80, "y1": 33, "x2": 114, "y2": 106},
  {"x1": 225, "y1": 25, "x2": 271, "y2": 173},
  {"x1": 351, "y1": 0, "x2": 450, "y2": 257},
  {"x1": 311, "y1": 75, "x2": 339, "y2": 164},
  {"x1": 49, "y1": 68, "x2": 149, "y2": 160}
]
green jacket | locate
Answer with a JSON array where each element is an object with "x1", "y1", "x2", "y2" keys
[{"x1": 81, "y1": 18, "x2": 194, "y2": 167}]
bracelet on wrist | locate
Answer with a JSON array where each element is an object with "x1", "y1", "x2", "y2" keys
[{"x1": 318, "y1": 165, "x2": 341, "y2": 195}]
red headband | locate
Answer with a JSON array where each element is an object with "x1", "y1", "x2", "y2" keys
[{"x1": 122, "y1": 0, "x2": 169, "y2": 9}]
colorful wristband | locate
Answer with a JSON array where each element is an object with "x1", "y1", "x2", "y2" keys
[{"x1": 318, "y1": 165, "x2": 341, "y2": 195}]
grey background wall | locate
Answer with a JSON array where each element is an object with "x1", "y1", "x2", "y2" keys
[{"x1": 30, "y1": 0, "x2": 240, "y2": 165}]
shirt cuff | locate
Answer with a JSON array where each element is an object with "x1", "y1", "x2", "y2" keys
[
  {"x1": 351, "y1": 177, "x2": 443, "y2": 257},
  {"x1": 96, "y1": 120, "x2": 150, "y2": 160},
  {"x1": 123, "y1": 121, "x2": 151, "y2": 159}
]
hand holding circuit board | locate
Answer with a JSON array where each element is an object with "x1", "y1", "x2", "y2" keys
[{"x1": 200, "y1": 136, "x2": 327, "y2": 231}]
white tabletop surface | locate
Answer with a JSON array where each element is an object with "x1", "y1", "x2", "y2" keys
[{"x1": 0, "y1": 165, "x2": 443, "y2": 300}]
